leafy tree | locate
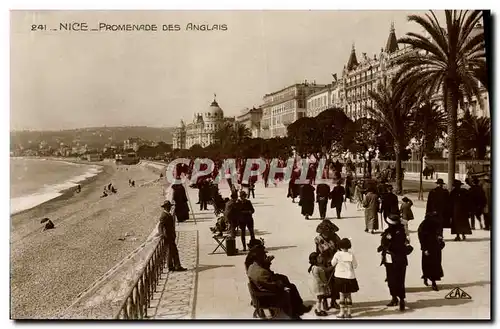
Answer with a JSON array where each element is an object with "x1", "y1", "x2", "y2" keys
[
  {"x1": 287, "y1": 117, "x2": 321, "y2": 157},
  {"x1": 366, "y1": 78, "x2": 419, "y2": 194},
  {"x1": 346, "y1": 118, "x2": 386, "y2": 178},
  {"x1": 315, "y1": 108, "x2": 353, "y2": 156},
  {"x1": 396, "y1": 10, "x2": 486, "y2": 189}
]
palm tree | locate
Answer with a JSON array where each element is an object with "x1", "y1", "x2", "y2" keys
[
  {"x1": 366, "y1": 78, "x2": 419, "y2": 194},
  {"x1": 458, "y1": 111, "x2": 491, "y2": 159},
  {"x1": 233, "y1": 122, "x2": 252, "y2": 145},
  {"x1": 395, "y1": 10, "x2": 486, "y2": 189},
  {"x1": 411, "y1": 100, "x2": 447, "y2": 199}
]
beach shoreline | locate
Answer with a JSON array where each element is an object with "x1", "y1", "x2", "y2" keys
[{"x1": 10, "y1": 161, "x2": 165, "y2": 319}]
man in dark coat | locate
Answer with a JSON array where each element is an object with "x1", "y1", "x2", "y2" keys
[
  {"x1": 425, "y1": 179, "x2": 451, "y2": 234},
  {"x1": 247, "y1": 246, "x2": 312, "y2": 319},
  {"x1": 381, "y1": 185, "x2": 399, "y2": 222},
  {"x1": 468, "y1": 178, "x2": 486, "y2": 230},
  {"x1": 171, "y1": 182, "x2": 190, "y2": 222},
  {"x1": 287, "y1": 170, "x2": 300, "y2": 203},
  {"x1": 225, "y1": 191, "x2": 240, "y2": 238},
  {"x1": 330, "y1": 181, "x2": 345, "y2": 219},
  {"x1": 299, "y1": 182, "x2": 315, "y2": 220},
  {"x1": 345, "y1": 174, "x2": 354, "y2": 202},
  {"x1": 377, "y1": 214, "x2": 410, "y2": 311},
  {"x1": 316, "y1": 183, "x2": 330, "y2": 219},
  {"x1": 199, "y1": 179, "x2": 211, "y2": 211},
  {"x1": 158, "y1": 200, "x2": 187, "y2": 272},
  {"x1": 450, "y1": 180, "x2": 472, "y2": 241},
  {"x1": 418, "y1": 212, "x2": 444, "y2": 291}
]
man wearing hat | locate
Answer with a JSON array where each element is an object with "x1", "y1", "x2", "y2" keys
[
  {"x1": 224, "y1": 191, "x2": 240, "y2": 238},
  {"x1": 468, "y1": 177, "x2": 487, "y2": 230},
  {"x1": 247, "y1": 245, "x2": 312, "y2": 319},
  {"x1": 480, "y1": 175, "x2": 491, "y2": 230},
  {"x1": 450, "y1": 180, "x2": 472, "y2": 241},
  {"x1": 377, "y1": 214, "x2": 410, "y2": 311},
  {"x1": 425, "y1": 178, "x2": 451, "y2": 234},
  {"x1": 158, "y1": 200, "x2": 187, "y2": 272},
  {"x1": 381, "y1": 185, "x2": 399, "y2": 222}
]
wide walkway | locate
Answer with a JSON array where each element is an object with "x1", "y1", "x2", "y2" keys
[{"x1": 151, "y1": 181, "x2": 491, "y2": 320}]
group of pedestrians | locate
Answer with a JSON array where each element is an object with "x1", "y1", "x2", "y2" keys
[{"x1": 224, "y1": 190, "x2": 256, "y2": 251}]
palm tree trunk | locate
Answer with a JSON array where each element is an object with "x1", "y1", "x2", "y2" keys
[
  {"x1": 446, "y1": 87, "x2": 459, "y2": 189},
  {"x1": 394, "y1": 143, "x2": 403, "y2": 195}
]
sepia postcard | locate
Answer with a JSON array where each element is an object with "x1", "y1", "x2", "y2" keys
[{"x1": 10, "y1": 9, "x2": 491, "y2": 320}]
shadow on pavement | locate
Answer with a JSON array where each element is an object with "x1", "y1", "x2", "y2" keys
[
  {"x1": 406, "y1": 280, "x2": 490, "y2": 293},
  {"x1": 196, "y1": 264, "x2": 235, "y2": 273},
  {"x1": 254, "y1": 229, "x2": 272, "y2": 236},
  {"x1": 266, "y1": 245, "x2": 297, "y2": 252},
  {"x1": 443, "y1": 237, "x2": 490, "y2": 242}
]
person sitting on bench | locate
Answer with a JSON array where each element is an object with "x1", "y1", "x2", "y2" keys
[{"x1": 247, "y1": 245, "x2": 312, "y2": 319}]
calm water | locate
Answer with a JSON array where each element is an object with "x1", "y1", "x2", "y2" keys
[{"x1": 10, "y1": 158, "x2": 103, "y2": 214}]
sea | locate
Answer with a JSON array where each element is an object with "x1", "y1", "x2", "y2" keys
[{"x1": 10, "y1": 158, "x2": 103, "y2": 215}]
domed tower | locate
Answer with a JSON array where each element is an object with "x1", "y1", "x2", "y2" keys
[{"x1": 203, "y1": 94, "x2": 224, "y2": 146}]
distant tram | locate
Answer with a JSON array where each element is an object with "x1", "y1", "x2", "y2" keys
[{"x1": 119, "y1": 152, "x2": 140, "y2": 165}]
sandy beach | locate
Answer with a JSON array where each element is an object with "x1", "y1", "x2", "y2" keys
[{"x1": 10, "y1": 162, "x2": 165, "y2": 319}]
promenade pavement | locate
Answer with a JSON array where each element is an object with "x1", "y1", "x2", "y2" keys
[{"x1": 151, "y1": 180, "x2": 491, "y2": 320}]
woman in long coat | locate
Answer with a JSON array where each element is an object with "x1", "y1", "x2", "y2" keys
[
  {"x1": 300, "y1": 182, "x2": 315, "y2": 219},
  {"x1": 418, "y1": 212, "x2": 444, "y2": 291},
  {"x1": 287, "y1": 170, "x2": 300, "y2": 202},
  {"x1": 315, "y1": 220, "x2": 341, "y2": 310},
  {"x1": 363, "y1": 188, "x2": 379, "y2": 234},
  {"x1": 450, "y1": 180, "x2": 472, "y2": 241},
  {"x1": 377, "y1": 214, "x2": 410, "y2": 311},
  {"x1": 171, "y1": 183, "x2": 190, "y2": 222}
]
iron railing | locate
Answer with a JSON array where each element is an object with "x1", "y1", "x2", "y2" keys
[{"x1": 115, "y1": 236, "x2": 168, "y2": 319}]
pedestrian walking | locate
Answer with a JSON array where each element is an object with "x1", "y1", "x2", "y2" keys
[
  {"x1": 225, "y1": 191, "x2": 240, "y2": 239},
  {"x1": 450, "y1": 180, "x2": 472, "y2": 241},
  {"x1": 308, "y1": 252, "x2": 330, "y2": 317},
  {"x1": 400, "y1": 197, "x2": 414, "y2": 240},
  {"x1": 330, "y1": 181, "x2": 345, "y2": 219},
  {"x1": 354, "y1": 181, "x2": 363, "y2": 210},
  {"x1": 315, "y1": 219, "x2": 341, "y2": 310},
  {"x1": 426, "y1": 178, "x2": 451, "y2": 235},
  {"x1": 300, "y1": 181, "x2": 315, "y2": 220},
  {"x1": 377, "y1": 214, "x2": 412, "y2": 311},
  {"x1": 171, "y1": 181, "x2": 190, "y2": 223},
  {"x1": 238, "y1": 190, "x2": 256, "y2": 251},
  {"x1": 481, "y1": 176, "x2": 491, "y2": 230},
  {"x1": 331, "y1": 238, "x2": 359, "y2": 319},
  {"x1": 468, "y1": 177, "x2": 486, "y2": 230},
  {"x1": 158, "y1": 200, "x2": 187, "y2": 272},
  {"x1": 381, "y1": 185, "x2": 399, "y2": 222},
  {"x1": 363, "y1": 187, "x2": 379, "y2": 234},
  {"x1": 418, "y1": 212, "x2": 445, "y2": 291},
  {"x1": 316, "y1": 183, "x2": 330, "y2": 219}
]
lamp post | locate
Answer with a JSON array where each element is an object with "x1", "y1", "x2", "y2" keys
[{"x1": 418, "y1": 129, "x2": 425, "y2": 201}]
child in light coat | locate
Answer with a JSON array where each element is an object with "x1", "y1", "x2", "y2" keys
[
  {"x1": 308, "y1": 252, "x2": 330, "y2": 317},
  {"x1": 331, "y1": 238, "x2": 359, "y2": 318}
]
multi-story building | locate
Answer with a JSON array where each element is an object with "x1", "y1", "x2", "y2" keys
[
  {"x1": 172, "y1": 97, "x2": 229, "y2": 149},
  {"x1": 341, "y1": 23, "x2": 414, "y2": 120},
  {"x1": 236, "y1": 107, "x2": 263, "y2": 138},
  {"x1": 340, "y1": 22, "x2": 489, "y2": 120},
  {"x1": 306, "y1": 80, "x2": 343, "y2": 117},
  {"x1": 260, "y1": 81, "x2": 327, "y2": 138}
]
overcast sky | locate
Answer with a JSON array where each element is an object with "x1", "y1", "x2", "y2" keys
[{"x1": 11, "y1": 10, "x2": 438, "y2": 131}]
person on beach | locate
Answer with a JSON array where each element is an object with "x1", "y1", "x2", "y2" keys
[
  {"x1": 418, "y1": 212, "x2": 445, "y2": 291},
  {"x1": 400, "y1": 197, "x2": 414, "y2": 240},
  {"x1": 238, "y1": 190, "x2": 256, "y2": 251},
  {"x1": 158, "y1": 200, "x2": 187, "y2": 272},
  {"x1": 308, "y1": 252, "x2": 329, "y2": 317},
  {"x1": 316, "y1": 182, "x2": 330, "y2": 220},
  {"x1": 76, "y1": 185, "x2": 81, "y2": 193},
  {"x1": 377, "y1": 214, "x2": 412, "y2": 311},
  {"x1": 330, "y1": 180, "x2": 345, "y2": 219},
  {"x1": 331, "y1": 238, "x2": 359, "y2": 319}
]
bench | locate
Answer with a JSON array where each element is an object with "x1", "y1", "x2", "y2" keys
[{"x1": 247, "y1": 281, "x2": 291, "y2": 319}]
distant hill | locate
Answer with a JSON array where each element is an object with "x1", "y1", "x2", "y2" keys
[{"x1": 10, "y1": 126, "x2": 175, "y2": 150}]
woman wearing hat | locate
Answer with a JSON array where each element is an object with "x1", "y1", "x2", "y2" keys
[
  {"x1": 450, "y1": 180, "x2": 472, "y2": 241},
  {"x1": 426, "y1": 178, "x2": 451, "y2": 233},
  {"x1": 418, "y1": 212, "x2": 444, "y2": 291},
  {"x1": 377, "y1": 214, "x2": 411, "y2": 311}
]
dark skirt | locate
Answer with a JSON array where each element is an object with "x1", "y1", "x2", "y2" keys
[
  {"x1": 301, "y1": 201, "x2": 314, "y2": 216},
  {"x1": 334, "y1": 277, "x2": 359, "y2": 294},
  {"x1": 421, "y1": 250, "x2": 444, "y2": 281},
  {"x1": 174, "y1": 202, "x2": 190, "y2": 222}
]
